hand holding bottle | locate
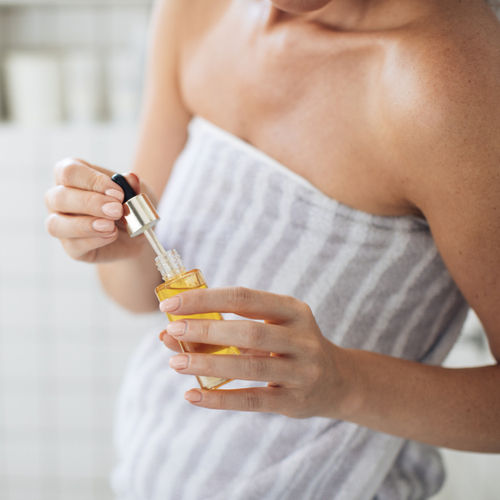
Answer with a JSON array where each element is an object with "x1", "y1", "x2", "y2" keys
[
  {"x1": 159, "y1": 286, "x2": 358, "y2": 420},
  {"x1": 45, "y1": 158, "x2": 156, "y2": 263}
]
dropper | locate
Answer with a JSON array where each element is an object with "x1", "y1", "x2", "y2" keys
[
  {"x1": 110, "y1": 174, "x2": 186, "y2": 281},
  {"x1": 110, "y1": 174, "x2": 167, "y2": 258}
]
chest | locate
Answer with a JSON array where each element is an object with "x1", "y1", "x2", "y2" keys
[{"x1": 179, "y1": 5, "x2": 414, "y2": 216}]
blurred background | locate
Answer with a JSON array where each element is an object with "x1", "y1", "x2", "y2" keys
[{"x1": 0, "y1": 1, "x2": 499, "y2": 499}]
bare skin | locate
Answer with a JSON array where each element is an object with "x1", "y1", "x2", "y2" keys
[{"x1": 45, "y1": 0, "x2": 500, "y2": 453}]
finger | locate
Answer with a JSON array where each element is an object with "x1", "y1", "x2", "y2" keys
[
  {"x1": 54, "y1": 158, "x2": 124, "y2": 200},
  {"x1": 46, "y1": 213, "x2": 116, "y2": 239},
  {"x1": 159, "y1": 330, "x2": 183, "y2": 353},
  {"x1": 159, "y1": 287, "x2": 306, "y2": 324},
  {"x1": 61, "y1": 232, "x2": 119, "y2": 260},
  {"x1": 184, "y1": 386, "x2": 287, "y2": 414},
  {"x1": 169, "y1": 352, "x2": 295, "y2": 384},
  {"x1": 73, "y1": 158, "x2": 116, "y2": 178},
  {"x1": 166, "y1": 319, "x2": 299, "y2": 355},
  {"x1": 45, "y1": 186, "x2": 123, "y2": 219},
  {"x1": 123, "y1": 172, "x2": 141, "y2": 195},
  {"x1": 161, "y1": 326, "x2": 264, "y2": 357}
]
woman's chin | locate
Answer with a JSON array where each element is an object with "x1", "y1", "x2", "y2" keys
[{"x1": 270, "y1": 0, "x2": 332, "y2": 14}]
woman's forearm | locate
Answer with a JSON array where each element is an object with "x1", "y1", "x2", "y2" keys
[
  {"x1": 97, "y1": 242, "x2": 162, "y2": 313},
  {"x1": 340, "y1": 348, "x2": 500, "y2": 452}
]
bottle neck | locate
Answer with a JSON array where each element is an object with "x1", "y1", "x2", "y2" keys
[{"x1": 155, "y1": 249, "x2": 186, "y2": 281}]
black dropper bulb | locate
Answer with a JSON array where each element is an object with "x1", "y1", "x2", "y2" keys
[
  {"x1": 111, "y1": 174, "x2": 137, "y2": 203},
  {"x1": 108, "y1": 173, "x2": 162, "y2": 243}
]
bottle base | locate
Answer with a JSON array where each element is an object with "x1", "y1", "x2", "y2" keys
[{"x1": 198, "y1": 375, "x2": 233, "y2": 390}]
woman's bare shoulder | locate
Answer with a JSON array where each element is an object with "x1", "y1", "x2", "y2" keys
[
  {"x1": 377, "y1": 5, "x2": 500, "y2": 349},
  {"x1": 385, "y1": 5, "x2": 499, "y2": 116},
  {"x1": 379, "y1": 4, "x2": 500, "y2": 181}
]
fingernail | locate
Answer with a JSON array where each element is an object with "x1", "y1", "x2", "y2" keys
[
  {"x1": 105, "y1": 188, "x2": 124, "y2": 202},
  {"x1": 169, "y1": 355, "x2": 189, "y2": 369},
  {"x1": 160, "y1": 296, "x2": 180, "y2": 312},
  {"x1": 102, "y1": 202, "x2": 122, "y2": 217},
  {"x1": 93, "y1": 219, "x2": 115, "y2": 232},
  {"x1": 167, "y1": 321, "x2": 187, "y2": 337},
  {"x1": 159, "y1": 330, "x2": 167, "y2": 341},
  {"x1": 127, "y1": 172, "x2": 140, "y2": 184},
  {"x1": 185, "y1": 390, "x2": 202, "y2": 403}
]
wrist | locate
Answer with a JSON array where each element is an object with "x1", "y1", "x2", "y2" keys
[{"x1": 328, "y1": 347, "x2": 366, "y2": 421}]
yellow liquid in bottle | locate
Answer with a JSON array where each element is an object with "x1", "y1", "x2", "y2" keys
[{"x1": 155, "y1": 269, "x2": 240, "y2": 390}]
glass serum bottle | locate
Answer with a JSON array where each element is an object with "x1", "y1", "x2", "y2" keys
[
  {"x1": 111, "y1": 174, "x2": 240, "y2": 391},
  {"x1": 155, "y1": 250, "x2": 240, "y2": 390}
]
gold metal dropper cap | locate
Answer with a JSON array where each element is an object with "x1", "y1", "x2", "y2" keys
[
  {"x1": 111, "y1": 173, "x2": 161, "y2": 237},
  {"x1": 122, "y1": 193, "x2": 160, "y2": 237}
]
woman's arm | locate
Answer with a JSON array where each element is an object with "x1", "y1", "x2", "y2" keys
[
  {"x1": 338, "y1": 351, "x2": 500, "y2": 452},
  {"x1": 97, "y1": 0, "x2": 192, "y2": 312}
]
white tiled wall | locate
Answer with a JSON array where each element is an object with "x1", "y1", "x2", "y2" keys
[
  {"x1": 0, "y1": 3, "x2": 152, "y2": 122},
  {"x1": 0, "y1": 3, "x2": 151, "y2": 49},
  {"x1": 0, "y1": 125, "x2": 159, "y2": 500}
]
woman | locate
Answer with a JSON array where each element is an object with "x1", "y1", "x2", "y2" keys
[{"x1": 45, "y1": 0, "x2": 500, "y2": 498}]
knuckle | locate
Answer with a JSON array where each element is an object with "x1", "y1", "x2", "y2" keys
[
  {"x1": 80, "y1": 217, "x2": 94, "y2": 236},
  {"x1": 244, "y1": 391, "x2": 263, "y2": 411},
  {"x1": 54, "y1": 157, "x2": 72, "y2": 176},
  {"x1": 44, "y1": 189, "x2": 55, "y2": 210},
  {"x1": 247, "y1": 322, "x2": 265, "y2": 346},
  {"x1": 56, "y1": 159, "x2": 79, "y2": 186},
  {"x1": 90, "y1": 170, "x2": 109, "y2": 194},
  {"x1": 205, "y1": 354, "x2": 218, "y2": 373},
  {"x1": 228, "y1": 286, "x2": 253, "y2": 308},
  {"x1": 215, "y1": 390, "x2": 228, "y2": 408},
  {"x1": 199, "y1": 321, "x2": 212, "y2": 343},
  {"x1": 245, "y1": 356, "x2": 268, "y2": 379},
  {"x1": 293, "y1": 334, "x2": 310, "y2": 352},
  {"x1": 296, "y1": 299, "x2": 313, "y2": 318},
  {"x1": 82, "y1": 191, "x2": 97, "y2": 215},
  {"x1": 48, "y1": 185, "x2": 66, "y2": 211},
  {"x1": 302, "y1": 336, "x2": 322, "y2": 357},
  {"x1": 45, "y1": 214, "x2": 58, "y2": 236},
  {"x1": 280, "y1": 293, "x2": 296, "y2": 309},
  {"x1": 306, "y1": 363, "x2": 323, "y2": 386},
  {"x1": 196, "y1": 289, "x2": 210, "y2": 309}
]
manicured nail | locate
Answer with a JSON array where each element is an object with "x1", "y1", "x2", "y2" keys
[
  {"x1": 93, "y1": 219, "x2": 115, "y2": 232},
  {"x1": 169, "y1": 355, "x2": 189, "y2": 369},
  {"x1": 105, "y1": 188, "x2": 124, "y2": 202},
  {"x1": 159, "y1": 330, "x2": 167, "y2": 341},
  {"x1": 127, "y1": 172, "x2": 140, "y2": 184},
  {"x1": 160, "y1": 296, "x2": 180, "y2": 312},
  {"x1": 185, "y1": 390, "x2": 202, "y2": 403},
  {"x1": 167, "y1": 321, "x2": 187, "y2": 337},
  {"x1": 102, "y1": 202, "x2": 122, "y2": 217}
]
